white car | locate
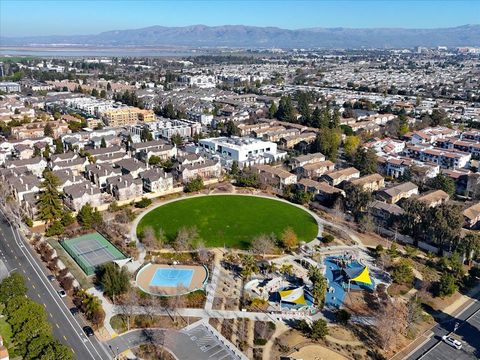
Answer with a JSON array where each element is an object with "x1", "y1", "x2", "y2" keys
[
  {"x1": 58, "y1": 290, "x2": 67, "y2": 298},
  {"x1": 442, "y1": 335, "x2": 462, "y2": 350}
]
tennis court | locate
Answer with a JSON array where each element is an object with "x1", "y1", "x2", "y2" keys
[{"x1": 61, "y1": 232, "x2": 127, "y2": 276}]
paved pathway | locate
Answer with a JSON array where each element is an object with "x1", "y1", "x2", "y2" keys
[{"x1": 205, "y1": 264, "x2": 220, "y2": 310}]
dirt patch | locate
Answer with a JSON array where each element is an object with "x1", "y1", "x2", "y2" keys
[{"x1": 289, "y1": 344, "x2": 348, "y2": 360}]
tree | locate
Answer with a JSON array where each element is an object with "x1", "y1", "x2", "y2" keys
[
  {"x1": 42, "y1": 144, "x2": 51, "y2": 159},
  {"x1": 107, "y1": 82, "x2": 112, "y2": 91},
  {"x1": 406, "y1": 297, "x2": 423, "y2": 337},
  {"x1": 308, "y1": 266, "x2": 327, "y2": 307},
  {"x1": 252, "y1": 234, "x2": 276, "y2": 257},
  {"x1": 354, "y1": 147, "x2": 378, "y2": 175},
  {"x1": 60, "y1": 210, "x2": 75, "y2": 227},
  {"x1": 276, "y1": 96, "x2": 296, "y2": 122},
  {"x1": 430, "y1": 109, "x2": 449, "y2": 127},
  {"x1": 100, "y1": 137, "x2": 107, "y2": 148},
  {"x1": 458, "y1": 233, "x2": 480, "y2": 263},
  {"x1": 43, "y1": 123, "x2": 54, "y2": 137},
  {"x1": 53, "y1": 112, "x2": 61, "y2": 120},
  {"x1": 99, "y1": 89, "x2": 107, "y2": 98},
  {"x1": 140, "y1": 127, "x2": 153, "y2": 142},
  {"x1": 225, "y1": 120, "x2": 240, "y2": 137},
  {"x1": 36, "y1": 171, "x2": 63, "y2": 224},
  {"x1": 184, "y1": 177, "x2": 204, "y2": 193},
  {"x1": 374, "y1": 299, "x2": 408, "y2": 351},
  {"x1": 335, "y1": 309, "x2": 351, "y2": 325},
  {"x1": 425, "y1": 172, "x2": 455, "y2": 196},
  {"x1": 76, "y1": 203, "x2": 102, "y2": 229},
  {"x1": 435, "y1": 272, "x2": 457, "y2": 297},
  {"x1": 0, "y1": 272, "x2": 27, "y2": 303},
  {"x1": 97, "y1": 263, "x2": 130, "y2": 300},
  {"x1": 173, "y1": 226, "x2": 198, "y2": 251},
  {"x1": 268, "y1": 102, "x2": 277, "y2": 119},
  {"x1": 45, "y1": 220, "x2": 65, "y2": 237},
  {"x1": 392, "y1": 259, "x2": 414, "y2": 285},
  {"x1": 311, "y1": 128, "x2": 341, "y2": 161},
  {"x1": 240, "y1": 254, "x2": 258, "y2": 279},
  {"x1": 230, "y1": 160, "x2": 240, "y2": 176},
  {"x1": 344, "y1": 183, "x2": 372, "y2": 221},
  {"x1": 280, "y1": 227, "x2": 298, "y2": 251},
  {"x1": 171, "y1": 133, "x2": 183, "y2": 146},
  {"x1": 309, "y1": 319, "x2": 329, "y2": 340},
  {"x1": 344, "y1": 135, "x2": 360, "y2": 159}
]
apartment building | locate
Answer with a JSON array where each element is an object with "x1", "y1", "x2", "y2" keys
[
  {"x1": 377, "y1": 182, "x2": 419, "y2": 204},
  {"x1": 350, "y1": 173, "x2": 385, "y2": 192},
  {"x1": 102, "y1": 107, "x2": 155, "y2": 127},
  {"x1": 321, "y1": 167, "x2": 360, "y2": 187}
]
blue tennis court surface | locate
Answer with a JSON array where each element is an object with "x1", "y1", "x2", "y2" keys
[{"x1": 150, "y1": 268, "x2": 194, "y2": 288}]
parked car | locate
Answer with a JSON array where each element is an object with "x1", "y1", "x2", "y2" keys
[
  {"x1": 58, "y1": 290, "x2": 66, "y2": 298},
  {"x1": 442, "y1": 335, "x2": 462, "y2": 350},
  {"x1": 83, "y1": 326, "x2": 94, "y2": 337},
  {"x1": 70, "y1": 307, "x2": 79, "y2": 316},
  {"x1": 47, "y1": 275, "x2": 55, "y2": 282}
]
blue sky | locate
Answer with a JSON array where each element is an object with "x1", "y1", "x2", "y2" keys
[{"x1": 1, "y1": 0, "x2": 478, "y2": 37}]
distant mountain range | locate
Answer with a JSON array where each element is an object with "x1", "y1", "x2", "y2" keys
[{"x1": 1, "y1": 24, "x2": 479, "y2": 49}]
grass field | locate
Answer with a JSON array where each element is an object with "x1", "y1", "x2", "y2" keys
[{"x1": 137, "y1": 195, "x2": 318, "y2": 249}]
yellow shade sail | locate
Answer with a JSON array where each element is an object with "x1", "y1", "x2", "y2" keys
[
  {"x1": 350, "y1": 266, "x2": 372, "y2": 285},
  {"x1": 279, "y1": 287, "x2": 307, "y2": 305}
]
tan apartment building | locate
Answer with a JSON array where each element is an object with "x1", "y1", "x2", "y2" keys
[{"x1": 103, "y1": 107, "x2": 155, "y2": 127}]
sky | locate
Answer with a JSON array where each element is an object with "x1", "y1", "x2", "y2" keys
[{"x1": 1, "y1": 0, "x2": 479, "y2": 37}]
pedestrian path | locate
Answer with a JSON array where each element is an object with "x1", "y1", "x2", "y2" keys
[{"x1": 205, "y1": 264, "x2": 220, "y2": 310}]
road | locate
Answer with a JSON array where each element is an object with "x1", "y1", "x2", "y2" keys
[
  {"x1": 0, "y1": 210, "x2": 111, "y2": 360},
  {"x1": 406, "y1": 297, "x2": 480, "y2": 360}
]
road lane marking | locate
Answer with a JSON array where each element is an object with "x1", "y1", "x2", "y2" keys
[
  {"x1": 56, "y1": 323, "x2": 60, "y2": 329},
  {"x1": 0, "y1": 209, "x2": 106, "y2": 360}
]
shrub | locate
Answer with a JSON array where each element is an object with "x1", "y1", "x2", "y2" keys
[
  {"x1": 254, "y1": 338, "x2": 267, "y2": 346},
  {"x1": 184, "y1": 177, "x2": 204, "y2": 193},
  {"x1": 135, "y1": 197, "x2": 152, "y2": 208},
  {"x1": 322, "y1": 233, "x2": 335, "y2": 244}
]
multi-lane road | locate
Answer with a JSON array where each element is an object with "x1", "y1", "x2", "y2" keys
[
  {"x1": 0, "y1": 209, "x2": 112, "y2": 360},
  {"x1": 406, "y1": 295, "x2": 480, "y2": 360}
]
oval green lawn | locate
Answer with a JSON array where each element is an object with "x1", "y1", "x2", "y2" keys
[{"x1": 137, "y1": 195, "x2": 318, "y2": 250}]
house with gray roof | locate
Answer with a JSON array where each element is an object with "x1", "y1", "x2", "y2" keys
[
  {"x1": 63, "y1": 181, "x2": 104, "y2": 211},
  {"x1": 139, "y1": 168, "x2": 174, "y2": 193}
]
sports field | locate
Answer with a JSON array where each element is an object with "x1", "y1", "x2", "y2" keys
[{"x1": 137, "y1": 195, "x2": 319, "y2": 249}]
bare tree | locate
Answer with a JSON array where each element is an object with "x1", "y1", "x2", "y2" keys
[
  {"x1": 196, "y1": 240, "x2": 209, "y2": 263},
  {"x1": 118, "y1": 288, "x2": 139, "y2": 331},
  {"x1": 141, "y1": 226, "x2": 157, "y2": 250},
  {"x1": 252, "y1": 234, "x2": 276, "y2": 258},
  {"x1": 173, "y1": 226, "x2": 198, "y2": 251},
  {"x1": 375, "y1": 298, "x2": 407, "y2": 351}
]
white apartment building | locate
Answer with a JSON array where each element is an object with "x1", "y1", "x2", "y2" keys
[
  {"x1": 193, "y1": 136, "x2": 287, "y2": 168},
  {"x1": 129, "y1": 119, "x2": 201, "y2": 140}
]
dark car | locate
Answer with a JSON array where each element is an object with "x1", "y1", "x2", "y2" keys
[
  {"x1": 70, "y1": 307, "x2": 79, "y2": 316},
  {"x1": 83, "y1": 326, "x2": 94, "y2": 337},
  {"x1": 47, "y1": 275, "x2": 55, "y2": 282}
]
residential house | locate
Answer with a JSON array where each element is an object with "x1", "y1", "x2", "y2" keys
[
  {"x1": 130, "y1": 140, "x2": 177, "y2": 163},
  {"x1": 179, "y1": 160, "x2": 222, "y2": 183},
  {"x1": 63, "y1": 181, "x2": 103, "y2": 211},
  {"x1": 4, "y1": 157, "x2": 47, "y2": 176},
  {"x1": 297, "y1": 178, "x2": 344, "y2": 203},
  {"x1": 417, "y1": 190, "x2": 450, "y2": 208},
  {"x1": 51, "y1": 169, "x2": 84, "y2": 191},
  {"x1": 278, "y1": 132, "x2": 317, "y2": 149},
  {"x1": 252, "y1": 164, "x2": 297, "y2": 192},
  {"x1": 85, "y1": 163, "x2": 122, "y2": 189},
  {"x1": 139, "y1": 168, "x2": 174, "y2": 193},
  {"x1": 321, "y1": 167, "x2": 360, "y2": 187},
  {"x1": 463, "y1": 202, "x2": 480, "y2": 229},
  {"x1": 349, "y1": 173, "x2": 385, "y2": 192},
  {"x1": 369, "y1": 200, "x2": 405, "y2": 227},
  {"x1": 115, "y1": 158, "x2": 148, "y2": 178},
  {"x1": 377, "y1": 182, "x2": 419, "y2": 204},
  {"x1": 296, "y1": 160, "x2": 335, "y2": 180},
  {"x1": 8, "y1": 175, "x2": 41, "y2": 202},
  {"x1": 106, "y1": 174, "x2": 144, "y2": 201},
  {"x1": 290, "y1": 152, "x2": 326, "y2": 170}
]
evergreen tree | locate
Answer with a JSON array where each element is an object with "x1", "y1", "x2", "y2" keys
[
  {"x1": 354, "y1": 148, "x2": 378, "y2": 175},
  {"x1": 100, "y1": 137, "x2": 107, "y2": 148},
  {"x1": 43, "y1": 123, "x2": 54, "y2": 137},
  {"x1": 36, "y1": 171, "x2": 63, "y2": 224},
  {"x1": 268, "y1": 102, "x2": 277, "y2": 119}
]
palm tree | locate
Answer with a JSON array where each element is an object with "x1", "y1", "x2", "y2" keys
[
  {"x1": 267, "y1": 262, "x2": 278, "y2": 274},
  {"x1": 241, "y1": 254, "x2": 258, "y2": 279},
  {"x1": 280, "y1": 264, "x2": 294, "y2": 277}
]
